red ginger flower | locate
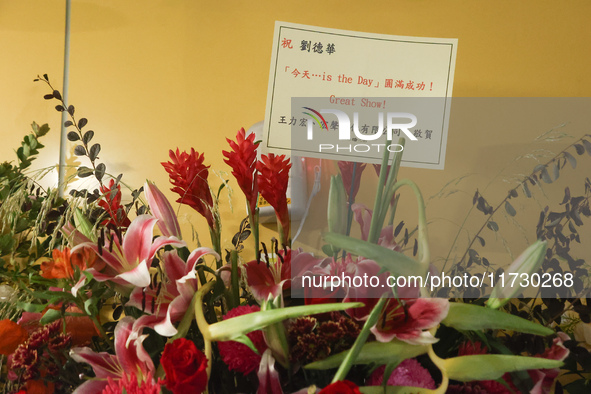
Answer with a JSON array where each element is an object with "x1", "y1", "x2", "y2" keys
[
  {"x1": 217, "y1": 305, "x2": 268, "y2": 375},
  {"x1": 223, "y1": 127, "x2": 259, "y2": 214},
  {"x1": 98, "y1": 179, "x2": 131, "y2": 228},
  {"x1": 162, "y1": 148, "x2": 214, "y2": 228},
  {"x1": 257, "y1": 153, "x2": 291, "y2": 243}
]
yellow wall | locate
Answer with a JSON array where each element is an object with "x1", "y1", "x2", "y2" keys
[{"x1": 2, "y1": 1, "x2": 591, "y2": 266}]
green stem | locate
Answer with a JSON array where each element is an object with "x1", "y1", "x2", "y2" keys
[
  {"x1": 387, "y1": 194, "x2": 399, "y2": 226},
  {"x1": 172, "y1": 291, "x2": 200, "y2": 340},
  {"x1": 194, "y1": 281, "x2": 215, "y2": 393},
  {"x1": 332, "y1": 297, "x2": 387, "y2": 383},
  {"x1": 230, "y1": 249, "x2": 240, "y2": 308},
  {"x1": 368, "y1": 143, "x2": 392, "y2": 243},
  {"x1": 380, "y1": 138, "x2": 405, "y2": 227},
  {"x1": 89, "y1": 313, "x2": 114, "y2": 352},
  {"x1": 429, "y1": 344, "x2": 449, "y2": 394},
  {"x1": 342, "y1": 162, "x2": 358, "y2": 261},
  {"x1": 75, "y1": 292, "x2": 114, "y2": 352},
  {"x1": 209, "y1": 223, "x2": 222, "y2": 269},
  {"x1": 389, "y1": 179, "x2": 430, "y2": 270},
  {"x1": 250, "y1": 207, "x2": 260, "y2": 262}
]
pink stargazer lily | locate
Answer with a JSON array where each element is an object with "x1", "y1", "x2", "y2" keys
[
  {"x1": 370, "y1": 297, "x2": 449, "y2": 344},
  {"x1": 70, "y1": 316, "x2": 156, "y2": 393},
  {"x1": 127, "y1": 248, "x2": 219, "y2": 337},
  {"x1": 74, "y1": 214, "x2": 185, "y2": 289},
  {"x1": 144, "y1": 181, "x2": 182, "y2": 239},
  {"x1": 244, "y1": 248, "x2": 321, "y2": 302}
]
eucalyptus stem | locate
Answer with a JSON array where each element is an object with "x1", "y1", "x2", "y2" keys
[{"x1": 332, "y1": 297, "x2": 387, "y2": 383}]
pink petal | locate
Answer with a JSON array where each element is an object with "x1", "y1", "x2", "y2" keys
[
  {"x1": 185, "y1": 247, "x2": 220, "y2": 278},
  {"x1": 245, "y1": 260, "x2": 282, "y2": 301},
  {"x1": 71, "y1": 276, "x2": 87, "y2": 297},
  {"x1": 122, "y1": 215, "x2": 159, "y2": 264},
  {"x1": 257, "y1": 349, "x2": 283, "y2": 394},
  {"x1": 116, "y1": 260, "x2": 152, "y2": 288},
  {"x1": 163, "y1": 250, "x2": 187, "y2": 282},
  {"x1": 70, "y1": 347, "x2": 120, "y2": 379},
  {"x1": 352, "y1": 203, "x2": 372, "y2": 241},
  {"x1": 147, "y1": 235, "x2": 186, "y2": 262},
  {"x1": 144, "y1": 181, "x2": 182, "y2": 239},
  {"x1": 406, "y1": 298, "x2": 450, "y2": 331},
  {"x1": 114, "y1": 317, "x2": 154, "y2": 377}
]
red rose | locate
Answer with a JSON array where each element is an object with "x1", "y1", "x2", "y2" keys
[
  {"x1": 161, "y1": 338, "x2": 208, "y2": 394},
  {"x1": 319, "y1": 380, "x2": 362, "y2": 394}
]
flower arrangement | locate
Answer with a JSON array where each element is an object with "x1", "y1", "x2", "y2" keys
[{"x1": 0, "y1": 75, "x2": 589, "y2": 393}]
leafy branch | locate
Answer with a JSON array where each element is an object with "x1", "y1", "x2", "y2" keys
[
  {"x1": 35, "y1": 74, "x2": 106, "y2": 185},
  {"x1": 450, "y1": 134, "x2": 591, "y2": 279}
]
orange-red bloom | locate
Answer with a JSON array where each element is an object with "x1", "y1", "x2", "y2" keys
[
  {"x1": 40, "y1": 247, "x2": 98, "y2": 280},
  {"x1": 257, "y1": 153, "x2": 291, "y2": 243},
  {"x1": 162, "y1": 148, "x2": 215, "y2": 228},
  {"x1": 0, "y1": 319, "x2": 28, "y2": 355}
]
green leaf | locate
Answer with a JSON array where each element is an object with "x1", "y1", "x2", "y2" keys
[
  {"x1": 444, "y1": 355, "x2": 562, "y2": 382},
  {"x1": 583, "y1": 140, "x2": 591, "y2": 156},
  {"x1": 77, "y1": 166, "x2": 94, "y2": 178},
  {"x1": 305, "y1": 340, "x2": 427, "y2": 370},
  {"x1": 328, "y1": 174, "x2": 348, "y2": 235},
  {"x1": 522, "y1": 182, "x2": 532, "y2": 198},
  {"x1": 441, "y1": 303, "x2": 553, "y2": 336},
  {"x1": 95, "y1": 163, "x2": 106, "y2": 182},
  {"x1": 323, "y1": 232, "x2": 422, "y2": 277},
  {"x1": 40, "y1": 308, "x2": 61, "y2": 324},
  {"x1": 74, "y1": 208, "x2": 96, "y2": 242},
  {"x1": 231, "y1": 334, "x2": 259, "y2": 354},
  {"x1": 17, "y1": 302, "x2": 47, "y2": 313},
  {"x1": 487, "y1": 221, "x2": 499, "y2": 232},
  {"x1": 564, "y1": 151, "x2": 577, "y2": 169},
  {"x1": 89, "y1": 143, "x2": 101, "y2": 161},
  {"x1": 208, "y1": 301, "x2": 363, "y2": 341},
  {"x1": 552, "y1": 162, "x2": 560, "y2": 181},
  {"x1": 505, "y1": 201, "x2": 516, "y2": 217},
  {"x1": 540, "y1": 167, "x2": 552, "y2": 183}
]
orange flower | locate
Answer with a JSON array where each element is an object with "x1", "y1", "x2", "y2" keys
[
  {"x1": 0, "y1": 319, "x2": 28, "y2": 355},
  {"x1": 40, "y1": 247, "x2": 98, "y2": 280}
]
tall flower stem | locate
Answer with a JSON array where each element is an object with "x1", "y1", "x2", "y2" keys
[
  {"x1": 429, "y1": 342, "x2": 449, "y2": 394},
  {"x1": 368, "y1": 138, "x2": 405, "y2": 244},
  {"x1": 209, "y1": 222, "x2": 222, "y2": 269},
  {"x1": 230, "y1": 249, "x2": 240, "y2": 308},
  {"x1": 250, "y1": 206, "x2": 260, "y2": 262},
  {"x1": 332, "y1": 297, "x2": 387, "y2": 383}
]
